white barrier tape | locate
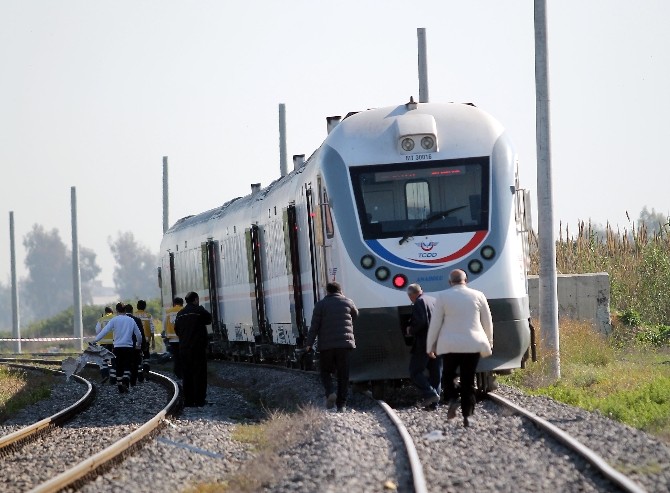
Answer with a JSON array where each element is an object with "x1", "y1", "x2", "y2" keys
[{"x1": 0, "y1": 337, "x2": 95, "y2": 342}]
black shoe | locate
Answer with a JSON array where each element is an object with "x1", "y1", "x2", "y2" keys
[
  {"x1": 424, "y1": 402, "x2": 438, "y2": 411},
  {"x1": 447, "y1": 399, "x2": 459, "y2": 420},
  {"x1": 326, "y1": 393, "x2": 337, "y2": 409}
]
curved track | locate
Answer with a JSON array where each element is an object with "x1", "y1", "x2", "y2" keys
[
  {"x1": 0, "y1": 363, "x2": 93, "y2": 452},
  {"x1": 376, "y1": 398, "x2": 428, "y2": 493},
  {"x1": 389, "y1": 389, "x2": 650, "y2": 492},
  {"x1": 0, "y1": 359, "x2": 180, "y2": 492},
  {"x1": 488, "y1": 392, "x2": 647, "y2": 493}
]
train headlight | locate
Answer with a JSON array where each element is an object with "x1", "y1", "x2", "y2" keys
[
  {"x1": 375, "y1": 266, "x2": 390, "y2": 281},
  {"x1": 468, "y1": 259, "x2": 483, "y2": 274},
  {"x1": 421, "y1": 136, "x2": 435, "y2": 150},
  {"x1": 401, "y1": 137, "x2": 415, "y2": 151},
  {"x1": 392, "y1": 274, "x2": 408, "y2": 289},
  {"x1": 481, "y1": 245, "x2": 496, "y2": 260},
  {"x1": 360, "y1": 255, "x2": 375, "y2": 269}
]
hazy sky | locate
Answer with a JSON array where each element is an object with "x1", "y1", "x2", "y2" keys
[{"x1": 1, "y1": 1, "x2": 668, "y2": 287}]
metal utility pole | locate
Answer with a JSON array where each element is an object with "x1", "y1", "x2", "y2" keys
[
  {"x1": 71, "y1": 187, "x2": 83, "y2": 351},
  {"x1": 163, "y1": 156, "x2": 169, "y2": 234},
  {"x1": 9, "y1": 211, "x2": 21, "y2": 353},
  {"x1": 534, "y1": 0, "x2": 560, "y2": 379},
  {"x1": 279, "y1": 104, "x2": 288, "y2": 177},
  {"x1": 417, "y1": 28, "x2": 429, "y2": 103}
]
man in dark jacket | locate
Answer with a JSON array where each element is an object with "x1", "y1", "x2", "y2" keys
[
  {"x1": 306, "y1": 282, "x2": 358, "y2": 412},
  {"x1": 175, "y1": 291, "x2": 213, "y2": 407},
  {"x1": 124, "y1": 304, "x2": 147, "y2": 385},
  {"x1": 406, "y1": 283, "x2": 442, "y2": 409}
]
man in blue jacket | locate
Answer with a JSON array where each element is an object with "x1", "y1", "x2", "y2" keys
[
  {"x1": 306, "y1": 282, "x2": 358, "y2": 412},
  {"x1": 406, "y1": 283, "x2": 442, "y2": 409}
]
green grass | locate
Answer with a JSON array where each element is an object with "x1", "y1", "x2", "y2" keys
[
  {"x1": 501, "y1": 319, "x2": 670, "y2": 442},
  {"x1": 0, "y1": 366, "x2": 54, "y2": 422}
]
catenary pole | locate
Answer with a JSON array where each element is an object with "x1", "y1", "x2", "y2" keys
[
  {"x1": 163, "y1": 156, "x2": 169, "y2": 234},
  {"x1": 9, "y1": 211, "x2": 21, "y2": 353},
  {"x1": 71, "y1": 187, "x2": 83, "y2": 351},
  {"x1": 279, "y1": 104, "x2": 288, "y2": 177},
  {"x1": 534, "y1": 0, "x2": 560, "y2": 379},
  {"x1": 417, "y1": 28, "x2": 429, "y2": 103}
]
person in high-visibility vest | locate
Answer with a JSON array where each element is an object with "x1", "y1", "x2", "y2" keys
[
  {"x1": 135, "y1": 299, "x2": 155, "y2": 359},
  {"x1": 163, "y1": 297, "x2": 184, "y2": 378},
  {"x1": 95, "y1": 306, "x2": 115, "y2": 350}
]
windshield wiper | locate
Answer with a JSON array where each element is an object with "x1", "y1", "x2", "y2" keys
[{"x1": 398, "y1": 205, "x2": 466, "y2": 245}]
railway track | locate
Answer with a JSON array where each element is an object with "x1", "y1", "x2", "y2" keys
[
  {"x1": 0, "y1": 363, "x2": 93, "y2": 454},
  {"x1": 390, "y1": 387, "x2": 654, "y2": 492},
  {"x1": 0, "y1": 360, "x2": 179, "y2": 492},
  {"x1": 2, "y1": 358, "x2": 666, "y2": 492},
  {"x1": 487, "y1": 391, "x2": 645, "y2": 493}
]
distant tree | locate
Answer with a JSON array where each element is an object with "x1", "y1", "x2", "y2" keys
[
  {"x1": 0, "y1": 281, "x2": 10, "y2": 330},
  {"x1": 638, "y1": 207, "x2": 670, "y2": 236},
  {"x1": 22, "y1": 224, "x2": 101, "y2": 320},
  {"x1": 108, "y1": 231, "x2": 159, "y2": 300}
]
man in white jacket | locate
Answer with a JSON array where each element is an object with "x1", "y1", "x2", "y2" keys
[
  {"x1": 426, "y1": 269, "x2": 493, "y2": 427},
  {"x1": 92, "y1": 302, "x2": 143, "y2": 394}
]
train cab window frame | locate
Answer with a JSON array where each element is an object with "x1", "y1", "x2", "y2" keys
[
  {"x1": 350, "y1": 157, "x2": 490, "y2": 240},
  {"x1": 322, "y1": 190, "x2": 334, "y2": 239}
]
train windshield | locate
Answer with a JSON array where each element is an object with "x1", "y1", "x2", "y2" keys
[{"x1": 350, "y1": 157, "x2": 489, "y2": 240}]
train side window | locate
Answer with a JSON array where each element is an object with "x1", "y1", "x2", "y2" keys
[
  {"x1": 323, "y1": 190, "x2": 334, "y2": 239},
  {"x1": 406, "y1": 181, "x2": 430, "y2": 220}
]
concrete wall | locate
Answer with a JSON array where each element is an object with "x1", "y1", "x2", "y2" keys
[{"x1": 527, "y1": 273, "x2": 612, "y2": 334}]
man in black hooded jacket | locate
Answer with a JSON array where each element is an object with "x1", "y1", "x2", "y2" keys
[
  {"x1": 175, "y1": 291, "x2": 212, "y2": 407},
  {"x1": 306, "y1": 282, "x2": 358, "y2": 412}
]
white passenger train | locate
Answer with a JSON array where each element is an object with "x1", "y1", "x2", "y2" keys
[{"x1": 159, "y1": 98, "x2": 534, "y2": 394}]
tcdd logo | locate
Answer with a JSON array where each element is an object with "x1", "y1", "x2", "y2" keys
[{"x1": 416, "y1": 241, "x2": 439, "y2": 251}]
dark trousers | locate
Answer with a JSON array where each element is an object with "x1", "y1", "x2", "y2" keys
[
  {"x1": 409, "y1": 350, "x2": 443, "y2": 398},
  {"x1": 113, "y1": 347, "x2": 135, "y2": 387},
  {"x1": 181, "y1": 349, "x2": 207, "y2": 406},
  {"x1": 442, "y1": 352, "x2": 481, "y2": 418},
  {"x1": 319, "y1": 348, "x2": 351, "y2": 407},
  {"x1": 130, "y1": 349, "x2": 142, "y2": 385},
  {"x1": 169, "y1": 341, "x2": 182, "y2": 378}
]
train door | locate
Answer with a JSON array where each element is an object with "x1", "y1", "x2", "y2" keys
[
  {"x1": 285, "y1": 203, "x2": 306, "y2": 342},
  {"x1": 159, "y1": 253, "x2": 177, "y2": 309},
  {"x1": 246, "y1": 224, "x2": 268, "y2": 343},
  {"x1": 306, "y1": 177, "x2": 334, "y2": 299},
  {"x1": 204, "y1": 240, "x2": 224, "y2": 341}
]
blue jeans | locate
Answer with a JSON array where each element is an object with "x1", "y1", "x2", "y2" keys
[{"x1": 409, "y1": 351, "x2": 443, "y2": 399}]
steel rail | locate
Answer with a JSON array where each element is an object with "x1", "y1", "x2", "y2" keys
[
  {"x1": 0, "y1": 357, "x2": 64, "y2": 366},
  {"x1": 29, "y1": 371, "x2": 180, "y2": 493},
  {"x1": 488, "y1": 392, "x2": 647, "y2": 493},
  {"x1": 0, "y1": 363, "x2": 94, "y2": 451},
  {"x1": 377, "y1": 399, "x2": 428, "y2": 493}
]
